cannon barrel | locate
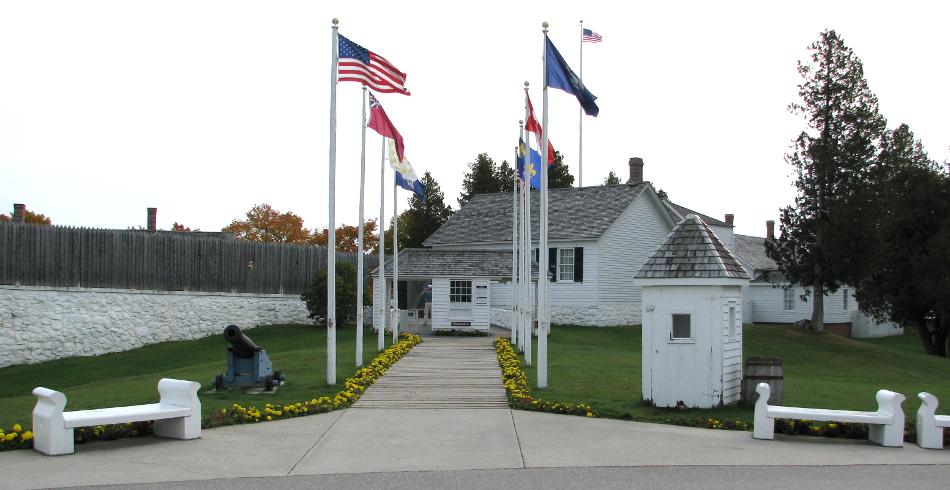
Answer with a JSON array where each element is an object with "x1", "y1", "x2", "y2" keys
[{"x1": 223, "y1": 324, "x2": 259, "y2": 358}]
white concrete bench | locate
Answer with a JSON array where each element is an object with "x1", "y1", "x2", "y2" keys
[
  {"x1": 32, "y1": 378, "x2": 201, "y2": 455},
  {"x1": 753, "y1": 382, "x2": 905, "y2": 447},
  {"x1": 916, "y1": 392, "x2": 950, "y2": 449}
]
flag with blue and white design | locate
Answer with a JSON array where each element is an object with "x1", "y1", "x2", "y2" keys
[
  {"x1": 387, "y1": 139, "x2": 426, "y2": 200},
  {"x1": 517, "y1": 137, "x2": 542, "y2": 190}
]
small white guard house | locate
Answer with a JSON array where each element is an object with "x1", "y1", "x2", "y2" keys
[
  {"x1": 634, "y1": 215, "x2": 750, "y2": 409},
  {"x1": 373, "y1": 249, "x2": 538, "y2": 333}
]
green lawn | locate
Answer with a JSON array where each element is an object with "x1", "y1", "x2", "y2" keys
[
  {"x1": 0, "y1": 325, "x2": 393, "y2": 428},
  {"x1": 519, "y1": 324, "x2": 950, "y2": 422}
]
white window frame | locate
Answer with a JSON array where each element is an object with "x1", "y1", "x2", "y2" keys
[
  {"x1": 669, "y1": 309, "x2": 694, "y2": 343},
  {"x1": 557, "y1": 248, "x2": 575, "y2": 282},
  {"x1": 449, "y1": 280, "x2": 472, "y2": 304},
  {"x1": 783, "y1": 288, "x2": 795, "y2": 311}
]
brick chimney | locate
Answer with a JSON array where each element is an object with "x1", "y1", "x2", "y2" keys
[
  {"x1": 13, "y1": 203, "x2": 26, "y2": 223},
  {"x1": 724, "y1": 214, "x2": 734, "y2": 226},
  {"x1": 628, "y1": 157, "x2": 644, "y2": 184},
  {"x1": 147, "y1": 207, "x2": 157, "y2": 232},
  {"x1": 766, "y1": 220, "x2": 775, "y2": 240}
]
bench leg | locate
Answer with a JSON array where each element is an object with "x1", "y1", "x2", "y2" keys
[
  {"x1": 32, "y1": 387, "x2": 74, "y2": 456},
  {"x1": 869, "y1": 423, "x2": 904, "y2": 447},
  {"x1": 915, "y1": 414, "x2": 943, "y2": 450},
  {"x1": 154, "y1": 415, "x2": 201, "y2": 440}
]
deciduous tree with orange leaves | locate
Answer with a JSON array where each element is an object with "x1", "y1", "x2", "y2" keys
[
  {"x1": 222, "y1": 203, "x2": 311, "y2": 243},
  {"x1": 311, "y1": 219, "x2": 379, "y2": 253}
]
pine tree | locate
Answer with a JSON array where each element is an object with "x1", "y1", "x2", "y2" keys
[
  {"x1": 400, "y1": 172, "x2": 455, "y2": 249},
  {"x1": 603, "y1": 171, "x2": 621, "y2": 185},
  {"x1": 458, "y1": 153, "x2": 501, "y2": 206},
  {"x1": 548, "y1": 150, "x2": 575, "y2": 189},
  {"x1": 765, "y1": 30, "x2": 886, "y2": 333},
  {"x1": 852, "y1": 125, "x2": 949, "y2": 356},
  {"x1": 495, "y1": 160, "x2": 516, "y2": 191}
]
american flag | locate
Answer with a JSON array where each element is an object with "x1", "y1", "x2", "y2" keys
[
  {"x1": 338, "y1": 34, "x2": 410, "y2": 95},
  {"x1": 582, "y1": 28, "x2": 603, "y2": 43}
]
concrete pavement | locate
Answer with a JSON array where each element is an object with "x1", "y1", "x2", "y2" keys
[
  {"x1": 1, "y1": 334, "x2": 947, "y2": 489},
  {"x1": 2, "y1": 407, "x2": 948, "y2": 489}
]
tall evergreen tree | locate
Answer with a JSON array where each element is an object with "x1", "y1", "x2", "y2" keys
[
  {"x1": 548, "y1": 150, "x2": 575, "y2": 189},
  {"x1": 766, "y1": 30, "x2": 886, "y2": 333},
  {"x1": 495, "y1": 160, "x2": 516, "y2": 191},
  {"x1": 603, "y1": 171, "x2": 621, "y2": 185},
  {"x1": 458, "y1": 153, "x2": 502, "y2": 206},
  {"x1": 852, "y1": 125, "x2": 950, "y2": 356},
  {"x1": 400, "y1": 172, "x2": 455, "y2": 248}
]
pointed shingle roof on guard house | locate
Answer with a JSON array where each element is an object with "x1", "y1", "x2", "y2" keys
[{"x1": 635, "y1": 215, "x2": 750, "y2": 280}]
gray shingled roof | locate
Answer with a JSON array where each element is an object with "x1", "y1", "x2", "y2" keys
[
  {"x1": 372, "y1": 248, "x2": 540, "y2": 278},
  {"x1": 635, "y1": 215, "x2": 750, "y2": 280},
  {"x1": 732, "y1": 234, "x2": 777, "y2": 279},
  {"x1": 424, "y1": 184, "x2": 649, "y2": 246},
  {"x1": 665, "y1": 202, "x2": 730, "y2": 227}
]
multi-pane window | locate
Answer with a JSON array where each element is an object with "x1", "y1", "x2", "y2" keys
[
  {"x1": 783, "y1": 288, "x2": 795, "y2": 311},
  {"x1": 449, "y1": 280, "x2": 472, "y2": 303},
  {"x1": 558, "y1": 248, "x2": 574, "y2": 281},
  {"x1": 672, "y1": 314, "x2": 691, "y2": 339},
  {"x1": 843, "y1": 288, "x2": 850, "y2": 310}
]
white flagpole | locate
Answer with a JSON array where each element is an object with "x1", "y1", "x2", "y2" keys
[
  {"x1": 518, "y1": 145, "x2": 532, "y2": 356},
  {"x1": 327, "y1": 18, "x2": 339, "y2": 386},
  {"x1": 578, "y1": 19, "x2": 584, "y2": 188},
  {"x1": 538, "y1": 22, "x2": 550, "y2": 388},
  {"x1": 378, "y1": 136, "x2": 386, "y2": 352},
  {"x1": 523, "y1": 84, "x2": 533, "y2": 364},
  {"x1": 512, "y1": 135, "x2": 521, "y2": 344},
  {"x1": 356, "y1": 86, "x2": 367, "y2": 367},
  {"x1": 392, "y1": 178, "x2": 400, "y2": 342},
  {"x1": 513, "y1": 136, "x2": 522, "y2": 348}
]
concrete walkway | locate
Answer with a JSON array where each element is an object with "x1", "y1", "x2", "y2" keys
[{"x1": 1, "y1": 335, "x2": 948, "y2": 489}]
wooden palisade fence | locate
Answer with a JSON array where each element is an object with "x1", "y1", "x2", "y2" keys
[{"x1": 0, "y1": 222, "x2": 375, "y2": 295}]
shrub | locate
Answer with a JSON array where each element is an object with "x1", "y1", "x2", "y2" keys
[{"x1": 301, "y1": 261, "x2": 359, "y2": 327}]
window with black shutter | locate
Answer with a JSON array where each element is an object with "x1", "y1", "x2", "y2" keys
[
  {"x1": 574, "y1": 247, "x2": 584, "y2": 282},
  {"x1": 548, "y1": 247, "x2": 557, "y2": 282}
]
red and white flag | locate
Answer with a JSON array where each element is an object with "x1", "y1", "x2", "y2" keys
[
  {"x1": 367, "y1": 92, "x2": 405, "y2": 162},
  {"x1": 525, "y1": 93, "x2": 555, "y2": 164},
  {"x1": 338, "y1": 34, "x2": 410, "y2": 96}
]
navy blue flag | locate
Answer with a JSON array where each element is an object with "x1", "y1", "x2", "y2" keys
[
  {"x1": 545, "y1": 36, "x2": 599, "y2": 117},
  {"x1": 517, "y1": 138, "x2": 543, "y2": 190}
]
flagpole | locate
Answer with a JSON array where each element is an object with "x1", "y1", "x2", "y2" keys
[
  {"x1": 511, "y1": 133, "x2": 520, "y2": 346},
  {"x1": 392, "y1": 178, "x2": 399, "y2": 343},
  {"x1": 378, "y1": 136, "x2": 386, "y2": 352},
  {"x1": 356, "y1": 86, "x2": 367, "y2": 367},
  {"x1": 327, "y1": 18, "x2": 339, "y2": 386},
  {"x1": 518, "y1": 131, "x2": 533, "y2": 360},
  {"x1": 523, "y1": 83, "x2": 533, "y2": 364},
  {"x1": 578, "y1": 19, "x2": 584, "y2": 188},
  {"x1": 538, "y1": 22, "x2": 550, "y2": 388}
]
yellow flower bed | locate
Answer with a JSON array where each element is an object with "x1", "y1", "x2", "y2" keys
[
  {"x1": 493, "y1": 338, "x2": 595, "y2": 418},
  {"x1": 0, "y1": 423, "x2": 33, "y2": 451},
  {"x1": 205, "y1": 333, "x2": 422, "y2": 427}
]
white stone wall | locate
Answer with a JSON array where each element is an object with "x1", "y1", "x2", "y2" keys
[
  {"x1": 490, "y1": 304, "x2": 641, "y2": 328},
  {"x1": 0, "y1": 285, "x2": 311, "y2": 367}
]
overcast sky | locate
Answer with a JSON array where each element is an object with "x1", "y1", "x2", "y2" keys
[{"x1": 1, "y1": 1, "x2": 947, "y2": 238}]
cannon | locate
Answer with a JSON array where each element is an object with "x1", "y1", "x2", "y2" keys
[{"x1": 214, "y1": 325, "x2": 285, "y2": 391}]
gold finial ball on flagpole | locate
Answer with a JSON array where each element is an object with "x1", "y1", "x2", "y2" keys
[
  {"x1": 542, "y1": 21, "x2": 549, "y2": 29},
  {"x1": 332, "y1": 18, "x2": 339, "y2": 25}
]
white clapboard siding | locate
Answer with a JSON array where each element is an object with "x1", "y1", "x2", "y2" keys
[
  {"x1": 598, "y1": 193, "x2": 674, "y2": 307},
  {"x1": 489, "y1": 280, "x2": 537, "y2": 309},
  {"x1": 431, "y1": 278, "x2": 450, "y2": 329},
  {"x1": 745, "y1": 284, "x2": 856, "y2": 324},
  {"x1": 721, "y1": 298, "x2": 743, "y2": 405}
]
